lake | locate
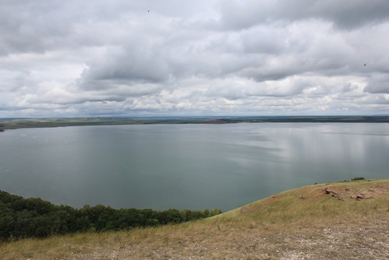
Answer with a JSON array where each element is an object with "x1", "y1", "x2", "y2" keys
[{"x1": 0, "y1": 123, "x2": 388, "y2": 212}]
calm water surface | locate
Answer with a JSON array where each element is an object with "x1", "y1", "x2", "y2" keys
[{"x1": 0, "y1": 123, "x2": 388, "y2": 211}]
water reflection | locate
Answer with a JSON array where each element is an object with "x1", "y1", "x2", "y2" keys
[{"x1": 0, "y1": 123, "x2": 388, "y2": 211}]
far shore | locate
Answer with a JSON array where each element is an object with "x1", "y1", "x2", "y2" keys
[{"x1": 0, "y1": 115, "x2": 388, "y2": 130}]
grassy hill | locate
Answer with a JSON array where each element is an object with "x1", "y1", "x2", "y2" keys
[{"x1": 1, "y1": 179, "x2": 388, "y2": 259}]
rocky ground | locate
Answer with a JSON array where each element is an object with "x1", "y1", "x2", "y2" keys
[{"x1": 63, "y1": 216, "x2": 389, "y2": 260}]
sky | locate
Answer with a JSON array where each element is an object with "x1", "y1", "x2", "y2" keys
[{"x1": 1, "y1": 0, "x2": 389, "y2": 118}]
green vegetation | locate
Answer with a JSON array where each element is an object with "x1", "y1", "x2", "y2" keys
[
  {"x1": 338, "y1": 177, "x2": 367, "y2": 182},
  {"x1": 0, "y1": 190, "x2": 221, "y2": 241},
  {"x1": 351, "y1": 176, "x2": 365, "y2": 181}
]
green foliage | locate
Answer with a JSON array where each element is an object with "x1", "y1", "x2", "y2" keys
[
  {"x1": 336, "y1": 177, "x2": 366, "y2": 183},
  {"x1": 351, "y1": 177, "x2": 365, "y2": 181},
  {"x1": 0, "y1": 190, "x2": 222, "y2": 241}
]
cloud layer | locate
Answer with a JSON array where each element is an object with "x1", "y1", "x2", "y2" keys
[{"x1": 1, "y1": 0, "x2": 388, "y2": 117}]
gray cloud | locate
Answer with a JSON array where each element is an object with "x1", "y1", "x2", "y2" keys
[
  {"x1": 364, "y1": 74, "x2": 389, "y2": 94},
  {"x1": 0, "y1": 0, "x2": 388, "y2": 117},
  {"x1": 218, "y1": 0, "x2": 389, "y2": 31}
]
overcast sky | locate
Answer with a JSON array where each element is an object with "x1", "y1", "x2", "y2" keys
[{"x1": 1, "y1": 0, "x2": 389, "y2": 117}]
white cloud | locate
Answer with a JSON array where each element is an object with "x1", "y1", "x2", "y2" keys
[{"x1": 0, "y1": 0, "x2": 388, "y2": 117}]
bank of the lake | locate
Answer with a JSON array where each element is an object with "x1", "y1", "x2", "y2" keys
[{"x1": 1, "y1": 179, "x2": 388, "y2": 260}]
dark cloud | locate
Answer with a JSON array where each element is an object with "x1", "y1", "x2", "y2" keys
[
  {"x1": 0, "y1": 1, "x2": 80, "y2": 55},
  {"x1": 364, "y1": 74, "x2": 389, "y2": 93},
  {"x1": 364, "y1": 84, "x2": 389, "y2": 94},
  {"x1": 218, "y1": 0, "x2": 389, "y2": 31}
]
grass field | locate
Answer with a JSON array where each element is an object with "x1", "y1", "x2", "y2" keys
[{"x1": 1, "y1": 179, "x2": 389, "y2": 259}]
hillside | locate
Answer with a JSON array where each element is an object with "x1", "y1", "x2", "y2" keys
[{"x1": 1, "y1": 179, "x2": 389, "y2": 259}]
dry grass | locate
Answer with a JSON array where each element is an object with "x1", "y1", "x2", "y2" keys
[{"x1": 1, "y1": 179, "x2": 389, "y2": 259}]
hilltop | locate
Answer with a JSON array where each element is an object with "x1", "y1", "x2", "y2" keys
[{"x1": 1, "y1": 179, "x2": 389, "y2": 259}]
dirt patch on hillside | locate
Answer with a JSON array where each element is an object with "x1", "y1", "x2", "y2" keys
[
  {"x1": 308, "y1": 182, "x2": 389, "y2": 201},
  {"x1": 240, "y1": 181, "x2": 389, "y2": 215}
]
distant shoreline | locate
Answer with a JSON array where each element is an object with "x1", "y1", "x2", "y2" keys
[{"x1": 0, "y1": 116, "x2": 388, "y2": 130}]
